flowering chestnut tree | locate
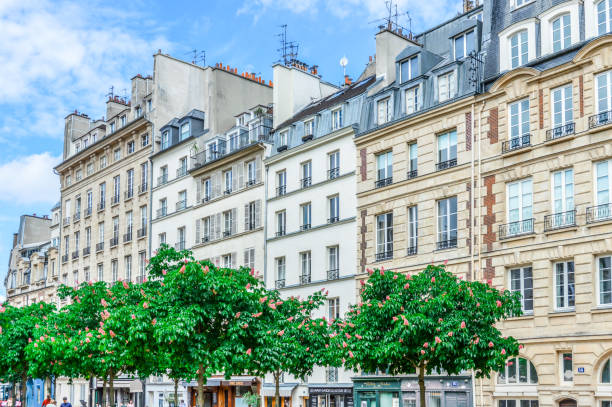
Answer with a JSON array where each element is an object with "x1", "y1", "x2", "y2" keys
[{"x1": 340, "y1": 265, "x2": 522, "y2": 407}]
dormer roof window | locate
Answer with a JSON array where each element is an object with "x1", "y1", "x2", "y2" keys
[
  {"x1": 400, "y1": 55, "x2": 419, "y2": 83},
  {"x1": 454, "y1": 30, "x2": 475, "y2": 60}
]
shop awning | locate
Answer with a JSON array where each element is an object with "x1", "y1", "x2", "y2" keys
[
  {"x1": 221, "y1": 376, "x2": 257, "y2": 386},
  {"x1": 261, "y1": 384, "x2": 297, "y2": 397},
  {"x1": 181, "y1": 379, "x2": 222, "y2": 388}
]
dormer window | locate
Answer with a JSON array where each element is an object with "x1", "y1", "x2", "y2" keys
[
  {"x1": 438, "y1": 71, "x2": 456, "y2": 102},
  {"x1": 377, "y1": 97, "x2": 392, "y2": 125},
  {"x1": 598, "y1": 0, "x2": 612, "y2": 35},
  {"x1": 454, "y1": 30, "x2": 475, "y2": 60},
  {"x1": 110, "y1": 121, "x2": 116, "y2": 133},
  {"x1": 405, "y1": 86, "x2": 420, "y2": 114},
  {"x1": 92, "y1": 133, "x2": 97, "y2": 143},
  {"x1": 161, "y1": 130, "x2": 169, "y2": 149},
  {"x1": 136, "y1": 106, "x2": 142, "y2": 118},
  {"x1": 180, "y1": 122, "x2": 190, "y2": 141},
  {"x1": 279, "y1": 130, "x2": 288, "y2": 147},
  {"x1": 552, "y1": 14, "x2": 571, "y2": 52},
  {"x1": 400, "y1": 56, "x2": 419, "y2": 83},
  {"x1": 120, "y1": 115, "x2": 127, "y2": 127},
  {"x1": 331, "y1": 108, "x2": 343, "y2": 130},
  {"x1": 510, "y1": 30, "x2": 528, "y2": 68},
  {"x1": 514, "y1": 0, "x2": 533, "y2": 8},
  {"x1": 304, "y1": 119, "x2": 314, "y2": 137}
]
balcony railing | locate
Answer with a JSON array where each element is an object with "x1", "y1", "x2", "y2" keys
[
  {"x1": 63, "y1": 217, "x2": 70, "y2": 226},
  {"x1": 300, "y1": 223, "x2": 311, "y2": 231},
  {"x1": 375, "y1": 250, "x2": 393, "y2": 261},
  {"x1": 546, "y1": 122, "x2": 575, "y2": 141},
  {"x1": 275, "y1": 229, "x2": 286, "y2": 237},
  {"x1": 407, "y1": 245, "x2": 418, "y2": 256},
  {"x1": 98, "y1": 201, "x2": 105, "y2": 212},
  {"x1": 436, "y1": 238, "x2": 458, "y2": 250},
  {"x1": 137, "y1": 227, "x2": 147, "y2": 238},
  {"x1": 436, "y1": 158, "x2": 457, "y2": 171},
  {"x1": 544, "y1": 210, "x2": 576, "y2": 231},
  {"x1": 277, "y1": 145, "x2": 288, "y2": 152},
  {"x1": 71, "y1": 250, "x2": 79, "y2": 260},
  {"x1": 124, "y1": 190, "x2": 134, "y2": 200},
  {"x1": 300, "y1": 274, "x2": 311, "y2": 284},
  {"x1": 224, "y1": 188, "x2": 232, "y2": 195},
  {"x1": 502, "y1": 134, "x2": 531, "y2": 154},
  {"x1": 175, "y1": 241, "x2": 186, "y2": 251},
  {"x1": 157, "y1": 174, "x2": 168, "y2": 186},
  {"x1": 73, "y1": 212, "x2": 80, "y2": 223},
  {"x1": 586, "y1": 203, "x2": 612, "y2": 223},
  {"x1": 327, "y1": 269, "x2": 339, "y2": 280},
  {"x1": 123, "y1": 230, "x2": 133, "y2": 243},
  {"x1": 96, "y1": 242, "x2": 104, "y2": 252},
  {"x1": 62, "y1": 254, "x2": 69, "y2": 263},
  {"x1": 589, "y1": 110, "x2": 612, "y2": 129},
  {"x1": 407, "y1": 169, "x2": 418, "y2": 180},
  {"x1": 176, "y1": 167, "x2": 187, "y2": 178},
  {"x1": 176, "y1": 200, "x2": 187, "y2": 212},
  {"x1": 84, "y1": 207, "x2": 92, "y2": 217},
  {"x1": 275, "y1": 279, "x2": 286, "y2": 288},
  {"x1": 111, "y1": 195, "x2": 120, "y2": 205},
  {"x1": 328, "y1": 216, "x2": 339, "y2": 224},
  {"x1": 301, "y1": 177, "x2": 312, "y2": 188},
  {"x1": 302, "y1": 134, "x2": 313, "y2": 142},
  {"x1": 223, "y1": 230, "x2": 232, "y2": 237},
  {"x1": 276, "y1": 185, "x2": 286, "y2": 196},
  {"x1": 328, "y1": 167, "x2": 340, "y2": 180},
  {"x1": 246, "y1": 178, "x2": 257, "y2": 187},
  {"x1": 139, "y1": 184, "x2": 148, "y2": 194},
  {"x1": 201, "y1": 235, "x2": 210, "y2": 244},
  {"x1": 156, "y1": 208, "x2": 167, "y2": 219},
  {"x1": 190, "y1": 130, "x2": 272, "y2": 171},
  {"x1": 499, "y1": 219, "x2": 534, "y2": 239},
  {"x1": 82, "y1": 247, "x2": 91, "y2": 256},
  {"x1": 375, "y1": 177, "x2": 392, "y2": 188},
  {"x1": 246, "y1": 222, "x2": 256, "y2": 231},
  {"x1": 110, "y1": 236, "x2": 119, "y2": 247}
]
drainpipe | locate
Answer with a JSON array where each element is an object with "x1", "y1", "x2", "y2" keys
[
  {"x1": 263, "y1": 163, "x2": 269, "y2": 284},
  {"x1": 470, "y1": 102, "x2": 475, "y2": 281},
  {"x1": 147, "y1": 122, "x2": 154, "y2": 263},
  {"x1": 477, "y1": 100, "x2": 485, "y2": 407}
]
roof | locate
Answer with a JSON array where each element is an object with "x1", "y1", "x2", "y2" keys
[{"x1": 274, "y1": 75, "x2": 376, "y2": 131}]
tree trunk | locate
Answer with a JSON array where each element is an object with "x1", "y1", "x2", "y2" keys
[
  {"x1": 173, "y1": 378, "x2": 179, "y2": 407},
  {"x1": 109, "y1": 372, "x2": 115, "y2": 407},
  {"x1": 274, "y1": 371, "x2": 280, "y2": 407},
  {"x1": 418, "y1": 366, "x2": 426, "y2": 407},
  {"x1": 102, "y1": 377, "x2": 108, "y2": 407},
  {"x1": 21, "y1": 371, "x2": 28, "y2": 407},
  {"x1": 197, "y1": 364, "x2": 204, "y2": 407},
  {"x1": 10, "y1": 382, "x2": 15, "y2": 407}
]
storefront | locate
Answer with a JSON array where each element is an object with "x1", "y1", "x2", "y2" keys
[
  {"x1": 261, "y1": 384, "x2": 299, "y2": 407},
  {"x1": 308, "y1": 385, "x2": 353, "y2": 407},
  {"x1": 353, "y1": 377, "x2": 401, "y2": 407},
  {"x1": 184, "y1": 376, "x2": 259, "y2": 407}
]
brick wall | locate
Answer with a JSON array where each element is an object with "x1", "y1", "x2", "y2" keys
[
  {"x1": 465, "y1": 112, "x2": 472, "y2": 151},
  {"x1": 487, "y1": 107, "x2": 498, "y2": 144},
  {"x1": 483, "y1": 175, "x2": 496, "y2": 252}
]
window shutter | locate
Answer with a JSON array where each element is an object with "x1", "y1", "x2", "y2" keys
[
  {"x1": 238, "y1": 163, "x2": 245, "y2": 189},
  {"x1": 231, "y1": 252, "x2": 237, "y2": 268},
  {"x1": 244, "y1": 250, "x2": 250, "y2": 269},
  {"x1": 232, "y1": 164, "x2": 238, "y2": 191},
  {"x1": 196, "y1": 178, "x2": 202, "y2": 202},
  {"x1": 244, "y1": 204, "x2": 250, "y2": 231},
  {"x1": 255, "y1": 200, "x2": 261, "y2": 229},
  {"x1": 231, "y1": 208, "x2": 237, "y2": 235},
  {"x1": 212, "y1": 173, "x2": 220, "y2": 198}
]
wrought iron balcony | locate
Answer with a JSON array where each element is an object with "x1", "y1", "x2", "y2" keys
[
  {"x1": 62, "y1": 254, "x2": 69, "y2": 263},
  {"x1": 407, "y1": 169, "x2": 418, "y2": 180},
  {"x1": 224, "y1": 188, "x2": 232, "y2": 195},
  {"x1": 123, "y1": 230, "x2": 133, "y2": 243},
  {"x1": 589, "y1": 110, "x2": 612, "y2": 129},
  {"x1": 275, "y1": 279, "x2": 286, "y2": 288},
  {"x1": 139, "y1": 184, "x2": 148, "y2": 194},
  {"x1": 223, "y1": 230, "x2": 232, "y2": 237},
  {"x1": 586, "y1": 203, "x2": 612, "y2": 224},
  {"x1": 246, "y1": 178, "x2": 257, "y2": 187},
  {"x1": 544, "y1": 210, "x2": 576, "y2": 231},
  {"x1": 84, "y1": 207, "x2": 92, "y2": 217},
  {"x1": 300, "y1": 223, "x2": 311, "y2": 231},
  {"x1": 137, "y1": 227, "x2": 147, "y2": 238},
  {"x1": 201, "y1": 235, "x2": 210, "y2": 243},
  {"x1": 302, "y1": 134, "x2": 313, "y2": 142},
  {"x1": 109, "y1": 236, "x2": 119, "y2": 247},
  {"x1": 436, "y1": 158, "x2": 458, "y2": 171},
  {"x1": 275, "y1": 228, "x2": 286, "y2": 237},
  {"x1": 124, "y1": 190, "x2": 134, "y2": 200},
  {"x1": 98, "y1": 201, "x2": 105, "y2": 212},
  {"x1": 502, "y1": 134, "x2": 531, "y2": 154},
  {"x1": 499, "y1": 219, "x2": 534, "y2": 239},
  {"x1": 82, "y1": 247, "x2": 91, "y2": 256},
  {"x1": 176, "y1": 200, "x2": 187, "y2": 212},
  {"x1": 407, "y1": 245, "x2": 418, "y2": 256},
  {"x1": 375, "y1": 250, "x2": 393, "y2": 261},
  {"x1": 96, "y1": 242, "x2": 104, "y2": 252},
  {"x1": 157, "y1": 174, "x2": 168, "y2": 187},
  {"x1": 375, "y1": 177, "x2": 392, "y2": 188},
  {"x1": 546, "y1": 122, "x2": 575, "y2": 141},
  {"x1": 277, "y1": 145, "x2": 288, "y2": 152},
  {"x1": 300, "y1": 274, "x2": 311, "y2": 284},
  {"x1": 156, "y1": 208, "x2": 167, "y2": 219},
  {"x1": 328, "y1": 216, "x2": 339, "y2": 224},
  {"x1": 111, "y1": 195, "x2": 120, "y2": 205},
  {"x1": 174, "y1": 241, "x2": 186, "y2": 251},
  {"x1": 176, "y1": 167, "x2": 187, "y2": 178},
  {"x1": 436, "y1": 238, "x2": 458, "y2": 250},
  {"x1": 71, "y1": 250, "x2": 79, "y2": 260},
  {"x1": 328, "y1": 167, "x2": 340, "y2": 180},
  {"x1": 63, "y1": 217, "x2": 70, "y2": 226},
  {"x1": 327, "y1": 269, "x2": 340, "y2": 280},
  {"x1": 301, "y1": 177, "x2": 312, "y2": 188},
  {"x1": 73, "y1": 212, "x2": 80, "y2": 223},
  {"x1": 276, "y1": 185, "x2": 286, "y2": 196}
]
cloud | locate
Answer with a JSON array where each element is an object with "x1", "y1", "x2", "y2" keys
[{"x1": 0, "y1": 153, "x2": 61, "y2": 205}]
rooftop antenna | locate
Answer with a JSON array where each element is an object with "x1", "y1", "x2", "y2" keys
[
  {"x1": 368, "y1": 0, "x2": 412, "y2": 38},
  {"x1": 121, "y1": 88, "x2": 128, "y2": 101},
  {"x1": 340, "y1": 56, "x2": 348, "y2": 77},
  {"x1": 106, "y1": 86, "x2": 114, "y2": 100},
  {"x1": 276, "y1": 24, "x2": 299, "y2": 65}
]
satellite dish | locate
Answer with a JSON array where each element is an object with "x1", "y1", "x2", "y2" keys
[{"x1": 340, "y1": 56, "x2": 349, "y2": 76}]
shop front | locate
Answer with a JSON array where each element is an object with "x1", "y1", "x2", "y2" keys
[
  {"x1": 261, "y1": 384, "x2": 301, "y2": 407},
  {"x1": 183, "y1": 376, "x2": 259, "y2": 407},
  {"x1": 353, "y1": 377, "x2": 401, "y2": 407},
  {"x1": 308, "y1": 385, "x2": 353, "y2": 407}
]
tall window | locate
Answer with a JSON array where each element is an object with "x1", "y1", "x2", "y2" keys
[
  {"x1": 99, "y1": 182, "x2": 106, "y2": 208},
  {"x1": 139, "y1": 251, "x2": 146, "y2": 279},
  {"x1": 279, "y1": 130, "x2": 288, "y2": 147},
  {"x1": 408, "y1": 143, "x2": 418, "y2": 177},
  {"x1": 85, "y1": 227, "x2": 91, "y2": 250},
  {"x1": 507, "y1": 179, "x2": 533, "y2": 235},
  {"x1": 598, "y1": 0, "x2": 612, "y2": 35},
  {"x1": 247, "y1": 160, "x2": 257, "y2": 185},
  {"x1": 127, "y1": 169, "x2": 134, "y2": 198},
  {"x1": 277, "y1": 170, "x2": 286, "y2": 196},
  {"x1": 328, "y1": 297, "x2": 340, "y2": 321},
  {"x1": 454, "y1": 29, "x2": 475, "y2": 59},
  {"x1": 141, "y1": 133, "x2": 149, "y2": 147},
  {"x1": 86, "y1": 190, "x2": 93, "y2": 213},
  {"x1": 203, "y1": 178, "x2": 211, "y2": 201},
  {"x1": 301, "y1": 203, "x2": 312, "y2": 230},
  {"x1": 276, "y1": 257, "x2": 286, "y2": 282},
  {"x1": 100, "y1": 155, "x2": 107, "y2": 169},
  {"x1": 560, "y1": 352, "x2": 573, "y2": 383},
  {"x1": 301, "y1": 161, "x2": 312, "y2": 188},
  {"x1": 598, "y1": 255, "x2": 612, "y2": 306},
  {"x1": 405, "y1": 86, "x2": 419, "y2": 114},
  {"x1": 438, "y1": 71, "x2": 456, "y2": 102},
  {"x1": 329, "y1": 151, "x2": 340, "y2": 179},
  {"x1": 437, "y1": 130, "x2": 457, "y2": 169},
  {"x1": 74, "y1": 231, "x2": 80, "y2": 252},
  {"x1": 331, "y1": 108, "x2": 343, "y2": 130},
  {"x1": 97, "y1": 263, "x2": 104, "y2": 281},
  {"x1": 111, "y1": 259, "x2": 118, "y2": 282},
  {"x1": 377, "y1": 97, "x2": 392, "y2": 125},
  {"x1": 554, "y1": 261, "x2": 575, "y2": 311},
  {"x1": 510, "y1": 30, "x2": 528, "y2": 68},
  {"x1": 276, "y1": 211, "x2": 286, "y2": 236},
  {"x1": 551, "y1": 84, "x2": 573, "y2": 129},
  {"x1": 301, "y1": 251, "x2": 312, "y2": 282},
  {"x1": 376, "y1": 151, "x2": 393, "y2": 186},
  {"x1": 328, "y1": 246, "x2": 339, "y2": 275},
  {"x1": 177, "y1": 227, "x2": 185, "y2": 250},
  {"x1": 602, "y1": 355, "x2": 612, "y2": 383},
  {"x1": 140, "y1": 162, "x2": 148, "y2": 191},
  {"x1": 127, "y1": 141, "x2": 135, "y2": 154},
  {"x1": 125, "y1": 255, "x2": 132, "y2": 282},
  {"x1": 178, "y1": 157, "x2": 187, "y2": 177},
  {"x1": 161, "y1": 130, "x2": 169, "y2": 149},
  {"x1": 376, "y1": 212, "x2": 393, "y2": 260},
  {"x1": 180, "y1": 122, "x2": 190, "y2": 141},
  {"x1": 177, "y1": 190, "x2": 187, "y2": 210},
  {"x1": 596, "y1": 160, "x2": 612, "y2": 220},
  {"x1": 224, "y1": 170, "x2": 233, "y2": 194},
  {"x1": 552, "y1": 14, "x2": 571, "y2": 52},
  {"x1": 400, "y1": 56, "x2": 419, "y2": 83},
  {"x1": 509, "y1": 267, "x2": 533, "y2": 313},
  {"x1": 112, "y1": 217, "x2": 119, "y2": 239},
  {"x1": 328, "y1": 195, "x2": 339, "y2": 223},
  {"x1": 244, "y1": 248, "x2": 255, "y2": 270},
  {"x1": 437, "y1": 197, "x2": 457, "y2": 249},
  {"x1": 246, "y1": 201, "x2": 256, "y2": 231},
  {"x1": 497, "y1": 357, "x2": 538, "y2": 384},
  {"x1": 407, "y1": 206, "x2": 418, "y2": 254},
  {"x1": 550, "y1": 169, "x2": 574, "y2": 228},
  {"x1": 113, "y1": 175, "x2": 120, "y2": 203},
  {"x1": 223, "y1": 210, "x2": 233, "y2": 236},
  {"x1": 304, "y1": 119, "x2": 314, "y2": 137},
  {"x1": 98, "y1": 222, "x2": 104, "y2": 244},
  {"x1": 597, "y1": 70, "x2": 612, "y2": 128}
]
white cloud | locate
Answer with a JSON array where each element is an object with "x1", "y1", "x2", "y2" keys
[{"x1": 0, "y1": 152, "x2": 61, "y2": 205}]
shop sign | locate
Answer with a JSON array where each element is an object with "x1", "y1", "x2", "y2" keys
[{"x1": 309, "y1": 388, "x2": 353, "y2": 395}]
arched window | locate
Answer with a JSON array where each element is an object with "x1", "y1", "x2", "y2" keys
[
  {"x1": 552, "y1": 14, "x2": 571, "y2": 52},
  {"x1": 497, "y1": 357, "x2": 538, "y2": 384},
  {"x1": 602, "y1": 356, "x2": 611, "y2": 383},
  {"x1": 598, "y1": 0, "x2": 612, "y2": 35},
  {"x1": 510, "y1": 30, "x2": 528, "y2": 68}
]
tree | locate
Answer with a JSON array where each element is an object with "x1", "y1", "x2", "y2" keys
[
  {"x1": 340, "y1": 265, "x2": 523, "y2": 407},
  {"x1": 147, "y1": 245, "x2": 267, "y2": 407}
]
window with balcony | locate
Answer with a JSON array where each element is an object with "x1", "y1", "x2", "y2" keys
[
  {"x1": 454, "y1": 29, "x2": 475, "y2": 60},
  {"x1": 400, "y1": 55, "x2": 419, "y2": 83},
  {"x1": 328, "y1": 151, "x2": 340, "y2": 179},
  {"x1": 98, "y1": 222, "x2": 104, "y2": 251},
  {"x1": 510, "y1": 30, "x2": 528, "y2": 68},
  {"x1": 203, "y1": 178, "x2": 212, "y2": 201},
  {"x1": 598, "y1": 255, "x2": 612, "y2": 306},
  {"x1": 247, "y1": 160, "x2": 257, "y2": 185},
  {"x1": 328, "y1": 297, "x2": 340, "y2": 320},
  {"x1": 202, "y1": 216, "x2": 211, "y2": 243},
  {"x1": 507, "y1": 98, "x2": 530, "y2": 152},
  {"x1": 300, "y1": 251, "x2": 312, "y2": 284},
  {"x1": 328, "y1": 195, "x2": 339, "y2": 223},
  {"x1": 497, "y1": 357, "x2": 538, "y2": 384},
  {"x1": 437, "y1": 197, "x2": 457, "y2": 249},
  {"x1": 509, "y1": 266, "x2": 533, "y2": 313},
  {"x1": 112, "y1": 216, "x2": 119, "y2": 246},
  {"x1": 552, "y1": 14, "x2": 571, "y2": 52},
  {"x1": 546, "y1": 169, "x2": 575, "y2": 230},
  {"x1": 223, "y1": 210, "x2": 234, "y2": 237},
  {"x1": 503, "y1": 179, "x2": 533, "y2": 238},
  {"x1": 437, "y1": 130, "x2": 457, "y2": 170},
  {"x1": 224, "y1": 169, "x2": 233, "y2": 194},
  {"x1": 554, "y1": 261, "x2": 575, "y2": 311},
  {"x1": 376, "y1": 151, "x2": 393, "y2": 188},
  {"x1": 438, "y1": 71, "x2": 456, "y2": 102},
  {"x1": 407, "y1": 206, "x2": 418, "y2": 255},
  {"x1": 139, "y1": 205, "x2": 147, "y2": 238},
  {"x1": 180, "y1": 122, "x2": 190, "y2": 141},
  {"x1": 331, "y1": 107, "x2": 343, "y2": 130},
  {"x1": 158, "y1": 198, "x2": 167, "y2": 218},
  {"x1": 405, "y1": 86, "x2": 420, "y2": 114},
  {"x1": 304, "y1": 119, "x2": 314, "y2": 139},
  {"x1": 301, "y1": 161, "x2": 312, "y2": 188},
  {"x1": 111, "y1": 259, "x2": 118, "y2": 282},
  {"x1": 301, "y1": 202, "x2": 311, "y2": 230},
  {"x1": 276, "y1": 257, "x2": 286, "y2": 288},
  {"x1": 276, "y1": 211, "x2": 286, "y2": 236},
  {"x1": 377, "y1": 97, "x2": 392, "y2": 125},
  {"x1": 407, "y1": 143, "x2": 418, "y2": 179},
  {"x1": 328, "y1": 246, "x2": 339, "y2": 280},
  {"x1": 276, "y1": 170, "x2": 287, "y2": 196},
  {"x1": 548, "y1": 84, "x2": 574, "y2": 140},
  {"x1": 177, "y1": 190, "x2": 187, "y2": 211},
  {"x1": 376, "y1": 212, "x2": 393, "y2": 261}
]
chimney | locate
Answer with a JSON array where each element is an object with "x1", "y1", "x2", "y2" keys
[
  {"x1": 463, "y1": 0, "x2": 475, "y2": 12},
  {"x1": 12, "y1": 233, "x2": 18, "y2": 248},
  {"x1": 344, "y1": 75, "x2": 352, "y2": 86}
]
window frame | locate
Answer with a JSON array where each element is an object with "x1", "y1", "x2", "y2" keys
[
  {"x1": 400, "y1": 55, "x2": 419, "y2": 83},
  {"x1": 559, "y1": 352, "x2": 573, "y2": 384},
  {"x1": 437, "y1": 197, "x2": 458, "y2": 248},
  {"x1": 405, "y1": 85, "x2": 420, "y2": 114},
  {"x1": 510, "y1": 30, "x2": 529, "y2": 69},
  {"x1": 597, "y1": 0, "x2": 612, "y2": 36},
  {"x1": 554, "y1": 261, "x2": 575, "y2": 311},
  {"x1": 597, "y1": 255, "x2": 612, "y2": 307},
  {"x1": 551, "y1": 84, "x2": 573, "y2": 128},
  {"x1": 552, "y1": 13, "x2": 571, "y2": 52},
  {"x1": 376, "y1": 212, "x2": 394, "y2": 258},
  {"x1": 377, "y1": 97, "x2": 392, "y2": 125},
  {"x1": 437, "y1": 70, "x2": 457, "y2": 102},
  {"x1": 453, "y1": 29, "x2": 475, "y2": 60},
  {"x1": 497, "y1": 356, "x2": 538, "y2": 385},
  {"x1": 331, "y1": 107, "x2": 343, "y2": 130},
  {"x1": 509, "y1": 266, "x2": 534, "y2": 313}
]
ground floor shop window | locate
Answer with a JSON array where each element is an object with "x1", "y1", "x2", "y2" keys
[
  {"x1": 427, "y1": 393, "x2": 441, "y2": 407},
  {"x1": 498, "y1": 401, "x2": 538, "y2": 407},
  {"x1": 379, "y1": 392, "x2": 399, "y2": 407},
  {"x1": 401, "y1": 393, "x2": 416, "y2": 407}
]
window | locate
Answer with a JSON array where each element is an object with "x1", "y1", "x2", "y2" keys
[
  {"x1": 301, "y1": 161, "x2": 312, "y2": 188},
  {"x1": 329, "y1": 151, "x2": 340, "y2": 179},
  {"x1": 301, "y1": 251, "x2": 311, "y2": 283},
  {"x1": 554, "y1": 261, "x2": 575, "y2": 311},
  {"x1": 126, "y1": 169, "x2": 134, "y2": 198},
  {"x1": 110, "y1": 259, "x2": 118, "y2": 282},
  {"x1": 246, "y1": 201, "x2": 257, "y2": 231},
  {"x1": 247, "y1": 160, "x2": 257, "y2": 185},
  {"x1": 598, "y1": 255, "x2": 612, "y2": 306},
  {"x1": 454, "y1": 29, "x2": 475, "y2": 59},
  {"x1": 180, "y1": 122, "x2": 190, "y2": 141},
  {"x1": 224, "y1": 169, "x2": 233, "y2": 194},
  {"x1": 405, "y1": 86, "x2": 419, "y2": 114},
  {"x1": 75, "y1": 169, "x2": 82, "y2": 181},
  {"x1": 110, "y1": 121, "x2": 115, "y2": 133},
  {"x1": 498, "y1": 401, "x2": 539, "y2": 407},
  {"x1": 100, "y1": 155, "x2": 107, "y2": 169},
  {"x1": 159, "y1": 232, "x2": 166, "y2": 245},
  {"x1": 112, "y1": 216, "x2": 119, "y2": 239},
  {"x1": 73, "y1": 270, "x2": 79, "y2": 287},
  {"x1": 408, "y1": 143, "x2": 418, "y2": 177},
  {"x1": 140, "y1": 205, "x2": 147, "y2": 233},
  {"x1": 65, "y1": 175, "x2": 71, "y2": 186},
  {"x1": 125, "y1": 255, "x2": 132, "y2": 282},
  {"x1": 98, "y1": 222, "x2": 104, "y2": 244},
  {"x1": 506, "y1": 179, "x2": 533, "y2": 236},
  {"x1": 304, "y1": 119, "x2": 314, "y2": 137},
  {"x1": 598, "y1": 0, "x2": 612, "y2": 35},
  {"x1": 437, "y1": 130, "x2": 457, "y2": 169},
  {"x1": 402, "y1": 393, "x2": 416, "y2": 407},
  {"x1": 161, "y1": 131, "x2": 169, "y2": 149},
  {"x1": 203, "y1": 178, "x2": 212, "y2": 201},
  {"x1": 222, "y1": 254, "x2": 232, "y2": 268},
  {"x1": 244, "y1": 248, "x2": 255, "y2": 270},
  {"x1": 276, "y1": 257, "x2": 286, "y2": 281},
  {"x1": 277, "y1": 171, "x2": 286, "y2": 196},
  {"x1": 276, "y1": 211, "x2": 286, "y2": 236},
  {"x1": 279, "y1": 130, "x2": 288, "y2": 147},
  {"x1": 202, "y1": 217, "x2": 211, "y2": 242},
  {"x1": 438, "y1": 71, "x2": 456, "y2": 102},
  {"x1": 509, "y1": 99, "x2": 530, "y2": 141},
  {"x1": 97, "y1": 263, "x2": 103, "y2": 281},
  {"x1": 552, "y1": 14, "x2": 571, "y2": 52},
  {"x1": 509, "y1": 267, "x2": 533, "y2": 313},
  {"x1": 559, "y1": 352, "x2": 573, "y2": 383},
  {"x1": 223, "y1": 210, "x2": 233, "y2": 236},
  {"x1": 177, "y1": 190, "x2": 186, "y2": 211},
  {"x1": 85, "y1": 227, "x2": 91, "y2": 250},
  {"x1": 550, "y1": 169, "x2": 574, "y2": 228},
  {"x1": 177, "y1": 227, "x2": 185, "y2": 250},
  {"x1": 127, "y1": 141, "x2": 135, "y2": 154},
  {"x1": 376, "y1": 213, "x2": 393, "y2": 260},
  {"x1": 331, "y1": 108, "x2": 343, "y2": 130},
  {"x1": 328, "y1": 246, "x2": 339, "y2": 275},
  {"x1": 178, "y1": 157, "x2": 187, "y2": 177},
  {"x1": 147, "y1": 99, "x2": 152, "y2": 112},
  {"x1": 301, "y1": 203, "x2": 311, "y2": 230},
  {"x1": 376, "y1": 151, "x2": 393, "y2": 187},
  {"x1": 135, "y1": 106, "x2": 142, "y2": 118},
  {"x1": 497, "y1": 357, "x2": 538, "y2": 384},
  {"x1": 159, "y1": 198, "x2": 167, "y2": 217},
  {"x1": 120, "y1": 115, "x2": 126, "y2": 127},
  {"x1": 510, "y1": 30, "x2": 528, "y2": 68},
  {"x1": 595, "y1": 161, "x2": 612, "y2": 221},
  {"x1": 602, "y1": 355, "x2": 612, "y2": 383},
  {"x1": 87, "y1": 163, "x2": 94, "y2": 176},
  {"x1": 407, "y1": 206, "x2": 418, "y2": 254},
  {"x1": 552, "y1": 84, "x2": 573, "y2": 129},
  {"x1": 140, "y1": 162, "x2": 148, "y2": 192},
  {"x1": 141, "y1": 133, "x2": 149, "y2": 147},
  {"x1": 377, "y1": 97, "x2": 392, "y2": 125},
  {"x1": 112, "y1": 175, "x2": 120, "y2": 204},
  {"x1": 114, "y1": 148, "x2": 121, "y2": 161},
  {"x1": 328, "y1": 297, "x2": 340, "y2": 320},
  {"x1": 74, "y1": 231, "x2": 80, "y2": 251},
  {"x1": 437, "y1": 197, "x2": 457, "y2": 249},
  {"x1": 328, "y1": 195, "x2": 339, "y2": 223},
  {"x1": 400, "y1": 56, "x2": 419, "y2": 83}
]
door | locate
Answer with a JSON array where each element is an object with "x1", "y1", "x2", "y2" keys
[
  {"x1": 559, "y1": 400, "x2": 576, "y2": 407},
  {"x1": 444, "y1": 392, "x2": 468, "y2": 407}
]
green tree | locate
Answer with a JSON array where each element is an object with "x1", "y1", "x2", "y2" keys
[{"x1": 340, "y1": 265, "x2": 522, "y2": 407}]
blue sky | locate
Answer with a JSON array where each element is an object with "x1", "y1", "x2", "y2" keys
[{"x1": 0, "y1": 0, "x2": 461, "y2": 298}]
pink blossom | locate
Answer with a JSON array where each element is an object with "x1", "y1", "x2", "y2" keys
[
  {"x1": 474, "y1": 337, "x2": 479, "y2": 344},
  {"x1": 268, "y1": 302, "x2": 277, "y2": 310},
  {"x1": 393, "y1": 275, "x2": 398, "y2": 280},
  {"x1": 85, "y1": 338, "x2": 90, "y2": 343},
  {"x1": 438, "y1": 318, "x2": 443, "y2": 323},
  {"x1": 109, "y1": 330, "x2": 116, "y2": 338},
  {"x1": 246, "y1": 283, "x2": 251, "y2": 290},
  {"x1": 235, "y1": 312, "x2": 241, "y2": 318},
  {"x1": 421, "y1": 350, "x2": 425, "y2": 355},
  {"x1": 431, "y1": 277, "x2": 436, "y2": 283},
  {"x1": 403, "y1": 319, "x2": 409, "y2": 326},
  {"x1": 162, "y1": 269, "x2": 167, "y2": 275},
  {"x1": 101, "y1": 299, "x2": 108, "y2": 307},
  {"x1": 404, "y1": 283, "x2": 410, "y2": 289},
  {"x1": 143, "y1": 302, "x2": 149, "y2": 309},
  {"x1": 423, "y1": 342, "x2": 429, "y2": 348},
  {"x1": 447, "y1": 331, "x2": 453, "y2": 337},
  {"x1": 123, "y1": 281, "x2": 129, "y2": 289},
  {"x1": 342, "y1": 341, "x2": 348, "y2": 348},
  {"x1": 246, "y1": 348, "x2": 252, "y2": 355},
  {"x1": 378, "y1": 302, "x2": 383, "y2": 308},
  {"x1": 179, "y1": 265, "x2": 186, "y2": 274},
  {"x1": 0, "y1": 307, "x2": 5, "y2": 313},
  {"x1": 444, "y1": 259, "x2": 448, "y2": 265},
  {"x1": 488, "y1": 341, "x2": 494, "y2": 348},
  {"x1": 348, "y1": 351, "x2": 354, "y2": 358},
  {"x1": 476, "y1": 302, "x2": 480, "y2": 307},
  {"x1": 461, "y1": 321, "x2": 466, "y2": 329},
  {"x1": 360, "y1": 280, "x2": 365, "y2": 286},
  {"x1": 277, "y1": 330, "x2": 285, "y2": 336},
  {"x1": 355, "y1": 334, "x2": 362, "y2": 340},
  {"x1": 325, "y1": 344, "x2": 329, "y2": 348},
  {"x1": 496, "y1": 300, "x2": 502, "y2": 308},
  {"x1": 501, "y1": 348, "x2": 506, "y2": 355},
  {"x1": 204, "y1": 265, "x2": 209, "y2": 273},
  {"x1": 131, "y1": 314, "x2": 136, "y2": 320},
  {"x1": 152, "y1": 318, "x2": 157, "y2": 326},
  {"x1": 519, "y1": 344, "x2": 524, "y2": 350},
  {"x1": 399, "y1": 338, "x2": 403, "y2": 343},
  {"x1": 34, "y1": 343, "x2": 38, "y2": 347},
  {"x1": 252, "y1": 312, "x2": 262, "y2": 318},
  {"x1": 435, "y1": 336, "x2": 442, "y2": 344}
]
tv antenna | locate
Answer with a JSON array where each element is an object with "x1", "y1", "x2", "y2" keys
[
  {"x1": 367, "y1": 0, "x2": 413, "y2": 38},
  {"x1": 340, "y1": 56, "x2": 348, "y2": 77},
  {"x1": 185, "y1": 49, "x2": 206, "y2": 66},
  {"x1": 106, "y1": 86, "x2": 115, "y2": 100},
  {"x1": 277, "y1": 24, "x2": 299, "y2": 65}
]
